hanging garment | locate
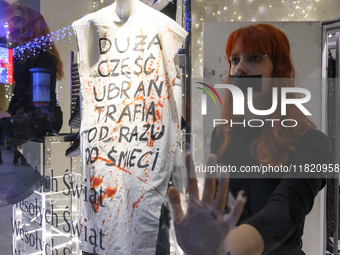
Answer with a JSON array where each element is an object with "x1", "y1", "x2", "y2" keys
[{"x1": 72, "y1": 3, "x2": 187, "y2": 254}]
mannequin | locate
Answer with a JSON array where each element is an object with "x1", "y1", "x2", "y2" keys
[
  {"x1": 111, "y1": 0, "x2": 183, "y2": 120},
  {"x1": 111, "y1": 0, "x2": 136, "y2": 23},
  {"x1": 73, "y1": 2, "x2": 187, "y2": 254}
]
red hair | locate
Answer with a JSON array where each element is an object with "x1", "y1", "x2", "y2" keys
[
  {"x1": 9, "y1": 4, "x2": 64, "y2": 80},
  {"x1": 216, "y1": 24, "x2": 315, "y2": 166}
]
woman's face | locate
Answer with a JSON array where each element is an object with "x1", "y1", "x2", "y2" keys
[
  {"x1": 8, "y1": 9, "x2": 24, "y2": 44},
  {"x1": 229, "y1": 39, "x2": 274, "y2": 100}
]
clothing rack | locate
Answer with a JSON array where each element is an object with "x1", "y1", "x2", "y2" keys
[{"x1": 70, "y1": 51, "x2": 80, "y2": 120}]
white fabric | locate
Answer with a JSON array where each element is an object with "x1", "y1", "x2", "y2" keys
[{"x1": 72, "y1": 3, "x2": 187, "y2": 254}]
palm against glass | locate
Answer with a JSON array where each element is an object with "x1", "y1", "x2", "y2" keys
[{"x1": 168, "y1": 153, "x2": 245, "y2": 255}]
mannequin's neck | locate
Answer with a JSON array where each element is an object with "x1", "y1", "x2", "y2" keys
[{"x1": 113, "y1": 0, "x2": 139, "y2": 23}]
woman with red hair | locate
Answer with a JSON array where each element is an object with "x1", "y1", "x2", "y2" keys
[
  {"x1": 6, "y1": 4, "x2": 64, "y2": 116},
  {"x1": 3, "y1": 4, "x2": 64, "y2": 164},
  {"x1": 169, "y1": 24, "x2": 330, "y2": 255}
]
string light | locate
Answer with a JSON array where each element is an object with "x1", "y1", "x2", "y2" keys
[
  {"x1": 11, "y1": 25, "x2": 74, "y2": 61},
  {"x1": 5, "y1": 0, "x2": 337, "y2": 83}
]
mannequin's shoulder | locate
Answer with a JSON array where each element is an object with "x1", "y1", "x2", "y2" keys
[{"x1": 72, "y1": 5, "x2": 112, "y2": 27}]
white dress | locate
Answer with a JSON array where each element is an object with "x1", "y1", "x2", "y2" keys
[{"x1": 72, "y1": 3, "x2": 187, "y2": 254}]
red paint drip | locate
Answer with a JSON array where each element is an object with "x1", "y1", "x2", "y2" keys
[
  {"x1": 97, "y1": 156, "x2": 113, "y2": 165},
  {"x1": 97, "y1": 156, "x2": 131, "y2": 175},
  {"x1": 136, "y1": 177, "x2": 163, "y2": 197},
  {"x1": 132, "y1": 193, "x2": 145, "y2": 211},
  {"x1": 172, "y1": 78, "x2": 176, "y2": 85}
]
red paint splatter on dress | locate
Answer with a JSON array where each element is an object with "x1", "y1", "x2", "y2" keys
[
  {"x1": 132, "y1": 193, "x2": 145, "y2": 211},
  {"x1": 104, "y1": 185, "x2": 118, "y2": 198},
  {"x1": 136, "y1": 177, "x2": 163, "y2": 197}
]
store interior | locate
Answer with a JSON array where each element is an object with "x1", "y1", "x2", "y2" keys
[{"x1": 1, "y1": 0, "x2": 340, "y2": 254}]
